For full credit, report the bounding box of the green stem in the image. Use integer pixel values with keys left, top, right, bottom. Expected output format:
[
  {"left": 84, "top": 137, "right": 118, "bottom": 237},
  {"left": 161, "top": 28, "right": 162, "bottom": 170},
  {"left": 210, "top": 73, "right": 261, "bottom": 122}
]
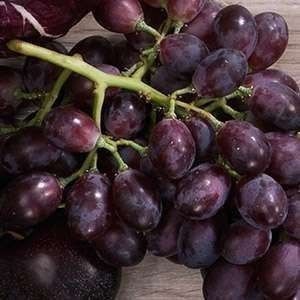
[
  {"left": 173, "top": 21, "right": 184, "bottom": 34},
  {"left": 115, "top": 138, "right": 148, "bottom": 156},
  {"left": 14, "top": 89, "right": 48, "bottom": 100},
  {"left": 93, "top": 83, "right": 107, "bottom": 129},
  {"left": 122, "top": 61, "right": 143, "bottom": 77},
  {"left": 136, "top": 20, "right": 161, "bottom": 40},
  {"left": 0, "top": 125, "right": 19, "bottom": 134},
  {"left": 132, "top": 51, "right": 157, "bottom": 80},
  {"left": 218, "top": 156, "right": 241, "bottom": 180}
]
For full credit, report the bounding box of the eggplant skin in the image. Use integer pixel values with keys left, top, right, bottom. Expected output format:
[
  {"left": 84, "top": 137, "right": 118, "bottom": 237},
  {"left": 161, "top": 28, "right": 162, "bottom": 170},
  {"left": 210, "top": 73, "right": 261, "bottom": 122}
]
[{"left": 0, "top": 213, "right": 121, "bottom": 300}]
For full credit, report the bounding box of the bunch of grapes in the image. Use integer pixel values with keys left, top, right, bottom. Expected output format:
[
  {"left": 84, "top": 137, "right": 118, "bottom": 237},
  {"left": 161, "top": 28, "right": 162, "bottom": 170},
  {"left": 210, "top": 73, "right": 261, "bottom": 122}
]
[{"left": 0, "top": 0, "right": 299, "bottom": 299}]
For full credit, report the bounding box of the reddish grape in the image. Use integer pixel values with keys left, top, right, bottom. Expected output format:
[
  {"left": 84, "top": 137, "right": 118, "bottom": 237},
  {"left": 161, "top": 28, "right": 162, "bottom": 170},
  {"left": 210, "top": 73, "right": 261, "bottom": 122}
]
[
  {"left": 66, "top": 171, "right": 112, "bottom": 241},
  {"left": 184, "top": 116, "right": 216, "bottom": 162},
  {"left": 149, "top": 118, "right": 196, "bottom": 180},
  {"left": 93, "top": 0, "right": 144, "bottom": 34},
  {"left": 94, "top": 221, "right": 146, "bottom": 267},
  {"left": 248, "top": 83, "right": 300, "bottom": 131},
  {"left": 203, "top": 259, "right": 256, "bottom": 300},
  {"left": 258, "top": 241, "right": 299, "bottom": 299},
  {"left": 159, "top": 33, "right": 209, "bottom": 76},
  {"left": 177, "top": 213, "right": 227, "bottom": 268},
  {"left": 23, "top": 41, "right": 67, "bottom": 93},
  {"left": 175, "top": 163, "right": 231, "bottom": 220},
  {"left": 146, "top": 205, "right": 184, "bottom": 257},
  {"left": 217, "top": 121, "right": 271, "bottom": 175},
  {"left": 0, "top": 172, "right": 62, "bottom": 230},
  {"left": 70, "top": 35, "right": 115, "bottom": 66},
  {"left": 213, "top": 5, "right": 258, "bottom": 58},
  {"left": 0, "top": 66, "right": 23, "bottom": 117},
  {"left": 244, "top": 69, "right": 299, "bottom": 94},
  {"left": 236, "top": 174, "right": 288, "bottom": 230},
  {"left": 43, "top": 106, "right": 100, "bottom": 153},
  {"left": 114, "top": 41, "right": 140, "bottom": 72},
  {"left": 167, "top": 0, "right": 206, "bottom": 23},
  {"left": 192, "top": 48, "right": 248, "bottom": 97},
  {"left": 266, "top": 132, "right": 300, "bottom": 186},
  {"left": 222, "top": 220, "right": 272, "bottom": 265},
  {"left": 113, "top": 169, "right": 162, "bottom": 232},
  {"left": 249, "top": 12, "right": 289, "bottom": 71}
]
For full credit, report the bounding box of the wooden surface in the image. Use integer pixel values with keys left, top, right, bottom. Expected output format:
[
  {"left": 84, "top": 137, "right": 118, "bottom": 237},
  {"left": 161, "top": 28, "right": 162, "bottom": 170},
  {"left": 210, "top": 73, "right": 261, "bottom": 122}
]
[{"left": 57, "top": 1, "right": 300, "bottom": 300}]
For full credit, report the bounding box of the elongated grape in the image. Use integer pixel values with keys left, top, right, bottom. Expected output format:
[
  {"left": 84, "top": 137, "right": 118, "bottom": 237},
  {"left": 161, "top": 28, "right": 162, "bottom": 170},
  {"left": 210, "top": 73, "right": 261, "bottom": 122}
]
[
  {"left": 213, "top": 5, "right": 258, "bottom": 58},
  {"left": 192, "top": 48, "right": 248, "bottom": 97},
  {"left": 236, "top": 174, "right": 288, "bottom": 230},
  {"left": 217, "top": 121, "right": 271, "bottom": 175},
  {"left": 175, "top": 163, "right": 231, "bottom": 220},
  {"left": 149, "top": 118, "right": 196, "bottom": 180},
  {"left": 249, "top": 12, "right": 289, "bottom": 71}
]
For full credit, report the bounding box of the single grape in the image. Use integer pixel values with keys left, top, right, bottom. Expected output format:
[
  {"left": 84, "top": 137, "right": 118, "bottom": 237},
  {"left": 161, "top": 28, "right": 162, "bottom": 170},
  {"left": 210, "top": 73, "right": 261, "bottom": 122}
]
[
  {"left": 175, "top": 163, "right": 231, "bottom": 220},
  {"left": 113, "top": 169, "right": 162, "bottom": 232},
  {"left": 236, "top": 174, "right": 288, "bottom": 230},
  {"left": 0, "top": 172, "right": 62, "bottom": 230},
  {"left": 167, "top": 0, "right": 207, "bottom": 23},
  {"left": 43, "top": 106, "right": 100, "bottom": 153},
  {"left": 1, "top": 127, "right": 61, "bottom": 175},
  {"left": 94, "top": 221, "right": 146, "bottom": 267},
  {"left": 203, "top": 259, "right": 256, "bottom": 300},
  {"left": 266, "top": 132, "right": 300, "bottom": 186},
  {"left": 184, "top": 116, "right": 216, "bottom": 162},
  {"left": 222, "top": 220, "right": 272, "bottom": 265},
  {"left": 93, "top": 0, "right": 144, "bottom": 34},
  {"left": 248, "top": 83, "right": 300, "bottom": 131},
  {"left": 149, "top": 118, "right": 196, "bottom": 180},
  {"left": 217, "top": 120, "right": 271, "bottom": 175},
  {"left": 114, "top": 41, "right": 140, "bottom": 72},
  {"left": 182, "top": 0, "right": 223, "bottom": 48},
  {"left": 103, "top": 92, "right": 147, "bottom": 139},
  {"left": 150, "top": 65, "right": 191, "bottom": 95},
  {"left": 249, "top": 12, "right": 289, "bottom": 71},
  {"left": 23, "top": 41, "right": 67, "bottom": 93},
  {"left": 192, "top": 48, "right": 248, "bottom": 97},
  {"left": 159, "top": 33, "right": 209, "bottom": 76},
  {"left": 0, "top": 66, "right": 23, "bottom": 117},
  {"left": 146, "top": 205, "right": 184, "bottom": 257},
  {"left": 177, "top": 212, "right": 227, "bottom": 268},
  {"left": 213, "top": 5, "right": 258, "bottom": 58},
  {"left": 244, "top": 69, "right": 299, "bottom": 94},
  {"left": 258, "top": 241, "right": 299, "bottom": 299},
  {"left": 66, "top": 171, "right": 112, "bottom": 241},
  {"left": 70, "top": 35, "right": 115, "bottom": 66}
]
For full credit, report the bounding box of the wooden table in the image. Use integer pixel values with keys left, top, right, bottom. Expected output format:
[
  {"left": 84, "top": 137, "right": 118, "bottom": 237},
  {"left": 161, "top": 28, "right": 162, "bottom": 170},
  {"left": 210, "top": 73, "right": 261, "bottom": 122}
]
[{"left": 58, "top": 1, "right": 299, "bottom": 299}]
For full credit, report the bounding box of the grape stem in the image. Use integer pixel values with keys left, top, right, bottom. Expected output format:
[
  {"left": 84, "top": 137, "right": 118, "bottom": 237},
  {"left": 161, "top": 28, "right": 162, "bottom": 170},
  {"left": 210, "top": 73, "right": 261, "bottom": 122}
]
[
  {"left": 217, "top": 156, "right": 241, "bottom": 180},
  {"left": 93, "top": 83, "right": 107, "bottom": 129},
  {"left": 173, "top": 21, "right": 184, "bottom": 34},
  {"left": 115, "top": 138, "right": 148, "bottom": 156},
  {"left": 136, "top": 20, "right": 162, "bottom": 40},
  {"left": 14, "top": 89, "right": 48, "bottom": 101}
]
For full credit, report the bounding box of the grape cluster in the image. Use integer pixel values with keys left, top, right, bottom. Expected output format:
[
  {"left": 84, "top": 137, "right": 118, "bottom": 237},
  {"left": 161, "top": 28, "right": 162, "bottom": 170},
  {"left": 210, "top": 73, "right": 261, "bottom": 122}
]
[{"left": 0, "top": 0, "right": 299, "bottom": 299}]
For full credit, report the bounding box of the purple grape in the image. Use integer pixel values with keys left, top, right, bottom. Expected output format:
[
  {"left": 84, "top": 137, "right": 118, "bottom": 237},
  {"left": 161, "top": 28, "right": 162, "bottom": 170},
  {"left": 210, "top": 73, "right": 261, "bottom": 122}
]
[
  {"left": 177, "top": 213, "right": 227, "bottom": 268},
  {"left": 175, "top": 163, "right": 231, "bottom": 220},
  {"left": 248, "top": 83, "right": 300, "bottom": 131},
  {"left": 203, "top": 259, "right": 256, "bottom": 300},
  {"left": 249, "top": 12, "right": 289, "bottom": 71},
  {"left": 244, "top": 69, "right": 299, "bottom": 94},
  {"left": 266, "top": 132, "right": 300, "bottom": 186},
  {"left": 146, "top": 205, "right": 184, "bottom": 257},
  {"left": 184, "top": 116, "right": 216, "bottom": 162},
  {"left": 103, "top": 92, "right": 147, "bottom": 139},
  {"left": 93, "top": 0, "right": 144, "bottom": 34},
  {"left": 149, "top": 118, "right": 196, "bottom": 180},
  {"left": 66, "top": 171, "right": 112, "bottom": 241},
  {"left": 217, "top": 121, "right": 271, "bottom": 175},
  {"left": 43, "top": 106, "right": 100, "bottom": 153},
  {"left": 213, "top": 5, "right": 258, "bottom": 58},
  {"left": 258, "top": 241, "right": 299, "bottom": 299},
  {"left": 113, "top": 169, "right": 162, "bottom": 232},
  {"left": 182, "top": 0, "right": 223, "bottom": 48},
  {"left": 94, "top": 221, "right": 146, "bottom": 267},
  {"left": 156, "top": 177, "right": 177, "bottom": 203},
  {"left": 159, "top": 33, "right": 209, "bottom": 76},
  {"left": 236, "top": 174, "right": 288, "bottom": 230},
  {"left": 222, "top": 220, "right": 272, "bottom": 265},
  {"left": 70, "top": 35, "right": 115, "bottom": 67},
  {"left": 0, "top": 172, "right": 62, "bottom": 230},
  {"left": 23, "top": 41, "right": 67, "bottom": 93},
  {"left": 167, "top": 0, "right": 207, "bottom": 23},
  {"left": 192, "top": 48, "right": 248, "bottom": 97},
  {"left": 0, "top": 66, "right": 23, "bottom": 117},
  {"left": 1, "top": 127, "right": 61, "bottom": 175}
]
